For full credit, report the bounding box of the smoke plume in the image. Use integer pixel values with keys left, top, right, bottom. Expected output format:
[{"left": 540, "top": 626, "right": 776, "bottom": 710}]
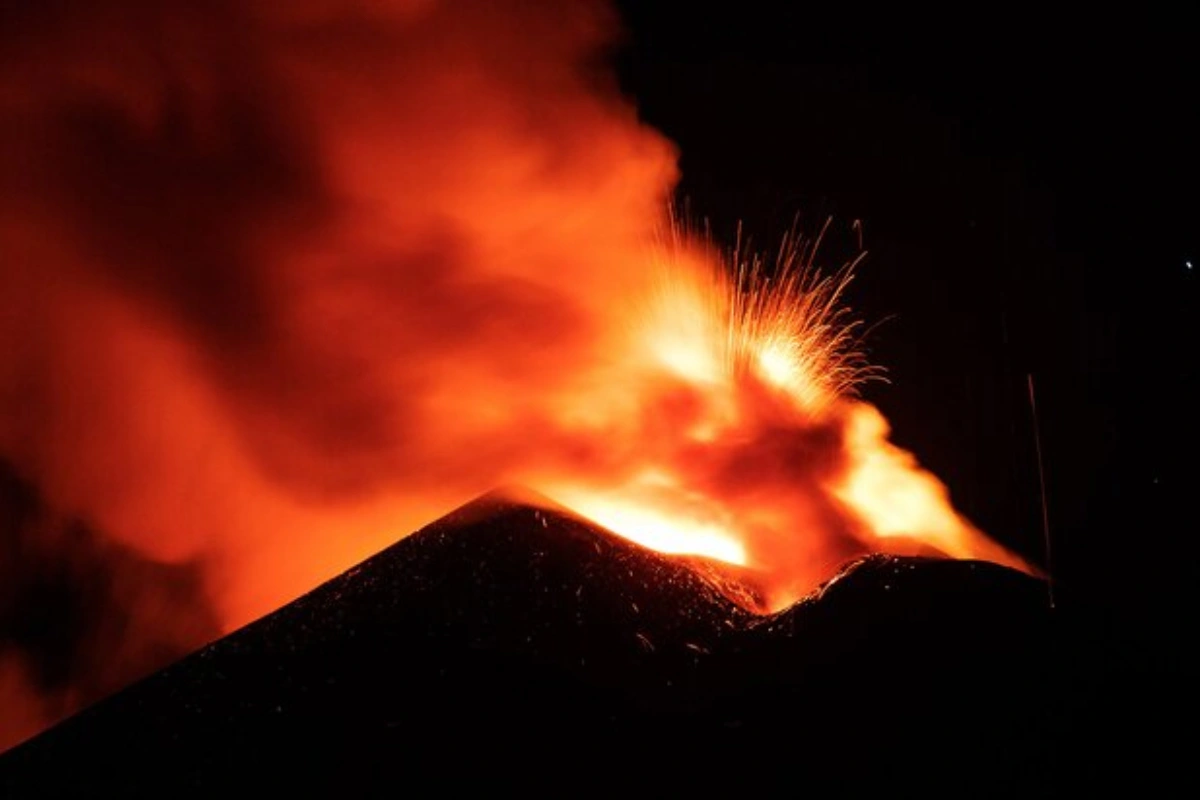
[
  {"left": 0, "top": 0, "right": 1031, "bottom": 753},
  {"left": 1, "top": 0, "right": 677, "bottom": 750}
]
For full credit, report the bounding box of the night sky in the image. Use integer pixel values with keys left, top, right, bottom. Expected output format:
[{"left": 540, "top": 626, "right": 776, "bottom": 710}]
[{"left": 614, "top": 3, "right": 1198, "bottom": 638}]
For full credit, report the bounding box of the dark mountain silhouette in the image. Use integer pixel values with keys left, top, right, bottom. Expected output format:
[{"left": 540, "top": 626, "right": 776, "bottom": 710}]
[{"left": 0, "top": 487, "right": 1151, "bottom": 793}]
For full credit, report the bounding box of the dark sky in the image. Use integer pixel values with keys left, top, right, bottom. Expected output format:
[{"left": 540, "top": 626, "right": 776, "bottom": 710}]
[{"left": 613, "top": 3, "right": 1198, "bottom": 622}]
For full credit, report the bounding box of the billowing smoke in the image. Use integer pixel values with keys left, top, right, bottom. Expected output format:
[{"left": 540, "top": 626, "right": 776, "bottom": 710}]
[
  {"left": 0, "top": 459, "right": 220, "bottom": 749},
  {"left": 1, "top": 0, "right": 676, "bottom": 750},
  {"left": 0, "top": 0, "right": 1031, "bottom": 753}
]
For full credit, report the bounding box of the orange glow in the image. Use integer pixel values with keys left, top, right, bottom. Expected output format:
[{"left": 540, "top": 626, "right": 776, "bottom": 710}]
[
  {"left": 554, "top": 483, "right": 747, "bottom": 566},
  {"left": 756, "top": 344, "right": 798, "bottom": 388},
  {"left": 833, "top": 401, "right": 1034, "bottom": 571},
  {"left": 0, "top": 0, "right": 1037, "bottom": 753},
  {"left": 523, "top": 226, "right": 1032, "bottom": 611}
]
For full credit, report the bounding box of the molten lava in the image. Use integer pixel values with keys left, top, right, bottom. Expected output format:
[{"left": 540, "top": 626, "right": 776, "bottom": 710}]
[{"left": 529, "top": 223, "right": 1032, "bottom": 611}]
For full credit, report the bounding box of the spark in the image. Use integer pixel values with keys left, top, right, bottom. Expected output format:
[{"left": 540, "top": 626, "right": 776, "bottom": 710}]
[
  {"left": 724, "top": 217, "right": 885, "bottom": 413},
  {"left": 544, "top": 214, "right": 1032, "bottom": 611}
]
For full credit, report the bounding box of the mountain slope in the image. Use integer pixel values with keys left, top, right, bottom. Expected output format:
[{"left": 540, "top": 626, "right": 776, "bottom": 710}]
[{"left": 0, "top": 488, "right": 1061, "bottom": 793}]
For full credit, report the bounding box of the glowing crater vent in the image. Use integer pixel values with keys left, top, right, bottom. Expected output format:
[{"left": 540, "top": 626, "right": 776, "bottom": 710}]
[{"left": 533, "top": 220, "right": 1034, "bottom": 611}]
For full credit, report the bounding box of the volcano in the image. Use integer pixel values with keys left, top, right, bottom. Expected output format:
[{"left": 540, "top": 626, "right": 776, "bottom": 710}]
[{"left": 2, "top": 489, "right": 1069, "bottom": 792}]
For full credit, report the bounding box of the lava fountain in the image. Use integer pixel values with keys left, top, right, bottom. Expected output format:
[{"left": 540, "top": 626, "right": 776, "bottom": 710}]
[{"left": 528, "top": 219, "right": 1033, "bottom": 611}]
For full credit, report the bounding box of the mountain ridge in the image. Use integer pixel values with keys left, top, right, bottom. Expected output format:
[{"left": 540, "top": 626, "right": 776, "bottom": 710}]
[{"left": 0, "top": 486, "right": 1060, "bottom": 793}]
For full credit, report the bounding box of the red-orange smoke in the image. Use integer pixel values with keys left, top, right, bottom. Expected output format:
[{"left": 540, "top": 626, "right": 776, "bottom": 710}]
[
  {"left": 0, "top": 460, "right": 220, "bottom": 753},
  {"left": 534, "top": 225, "right": 1033, "bottom": 611},
  {"left": 0, "top": 0, "right": 1033, "bottom": 752},
  {"left": 1, "top": 0, "right": 675, "bottom": 749}
]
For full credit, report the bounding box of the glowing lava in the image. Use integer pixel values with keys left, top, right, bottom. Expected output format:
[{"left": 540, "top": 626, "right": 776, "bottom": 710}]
[{"left": 532, "top": 221, "right": 1033, "bottom": 611}]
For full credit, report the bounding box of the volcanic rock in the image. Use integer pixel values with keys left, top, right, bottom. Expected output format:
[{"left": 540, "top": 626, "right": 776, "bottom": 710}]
[{"left": 0, "top": 488, "right": 1067, "bottom": 793}]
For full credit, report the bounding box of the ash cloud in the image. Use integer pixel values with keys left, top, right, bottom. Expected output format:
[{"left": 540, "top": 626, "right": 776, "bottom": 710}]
[
  {"left": 0, "top": 459, "right": 220, "bottom": 750},
  {"left": 0, "top": 0, "right": 678, "bottom": 750}
]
